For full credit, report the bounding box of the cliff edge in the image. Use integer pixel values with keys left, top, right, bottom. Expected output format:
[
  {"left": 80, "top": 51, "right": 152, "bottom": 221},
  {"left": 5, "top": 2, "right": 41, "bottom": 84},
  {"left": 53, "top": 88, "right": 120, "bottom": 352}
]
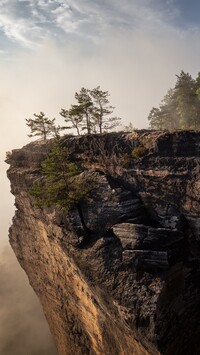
[{"left": 7, "top": 131, "right": 200, "bottom": 355}]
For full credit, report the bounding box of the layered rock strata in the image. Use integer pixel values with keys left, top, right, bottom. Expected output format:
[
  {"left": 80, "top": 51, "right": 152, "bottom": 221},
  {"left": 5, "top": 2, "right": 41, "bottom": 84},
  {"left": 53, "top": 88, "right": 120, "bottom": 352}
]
[{"left": 7, "top": 130, "right": 200, "bottom": 355}]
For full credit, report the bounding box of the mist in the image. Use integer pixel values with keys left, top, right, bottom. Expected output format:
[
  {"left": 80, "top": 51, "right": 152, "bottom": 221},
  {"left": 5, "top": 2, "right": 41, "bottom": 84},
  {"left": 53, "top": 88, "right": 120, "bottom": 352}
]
[
  {"left": 0, "top": 246, "right": 57, "bottom": 355},
  {"left": 1, "top": 32, "right": 200, "bottom": 247},
  {"left": 2, "top": 3, "right": 200, "bottom": 352}
]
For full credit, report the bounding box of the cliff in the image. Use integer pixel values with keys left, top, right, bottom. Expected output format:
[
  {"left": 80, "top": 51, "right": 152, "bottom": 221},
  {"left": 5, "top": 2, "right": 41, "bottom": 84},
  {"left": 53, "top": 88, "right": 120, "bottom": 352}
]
[{"left": 6, "top": 130, "right": 200, "bottom": 355}]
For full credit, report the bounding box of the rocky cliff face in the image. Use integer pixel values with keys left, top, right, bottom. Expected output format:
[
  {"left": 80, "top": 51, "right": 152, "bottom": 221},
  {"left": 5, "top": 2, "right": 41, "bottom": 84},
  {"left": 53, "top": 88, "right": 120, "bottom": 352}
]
[{"left": 7, "top": 131, "right": 200, "bottom": 355}]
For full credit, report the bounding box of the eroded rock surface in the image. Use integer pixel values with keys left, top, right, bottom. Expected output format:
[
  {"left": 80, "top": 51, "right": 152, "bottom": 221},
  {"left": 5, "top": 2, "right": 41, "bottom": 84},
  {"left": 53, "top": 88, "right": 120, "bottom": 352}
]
[{"left": 6, "top": 131, "right": 200, "bottom": 355}]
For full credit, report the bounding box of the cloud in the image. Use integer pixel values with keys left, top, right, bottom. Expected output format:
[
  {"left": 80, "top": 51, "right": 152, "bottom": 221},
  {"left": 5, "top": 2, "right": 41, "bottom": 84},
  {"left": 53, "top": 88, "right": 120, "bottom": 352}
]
[
  {"left": 0, "top": 0, "right": 198, "bottom": 51},
  {"left": 1, "top": 2, "right": 200, "bottom": 353},
  {"left": 1, "top": 0, "right": 200, "bottom": 248},
  {"left": 0, "top": 0, "right": 200, "bottom": 148},
  {"left": 0, "top": 0, "right": 62, "bottom": 48},
  {"left": 0, "top": 247, "right": 57, "bottom": 355}
]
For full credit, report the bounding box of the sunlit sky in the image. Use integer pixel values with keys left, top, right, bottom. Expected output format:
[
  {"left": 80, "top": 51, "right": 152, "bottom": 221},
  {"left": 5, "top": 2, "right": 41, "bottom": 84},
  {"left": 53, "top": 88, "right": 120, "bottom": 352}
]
[{"left": 1, "top": 0, "right": 200, "bottom": 245}]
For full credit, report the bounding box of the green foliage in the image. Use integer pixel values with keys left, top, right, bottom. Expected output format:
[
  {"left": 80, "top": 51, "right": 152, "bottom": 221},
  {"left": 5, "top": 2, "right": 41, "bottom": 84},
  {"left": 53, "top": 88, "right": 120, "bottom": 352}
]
[
  {"left": 60, "top": 86, "right": 121, "bottom": 135},
  {"left": 75, "top": 87, "right": 93, "bottom": 134},
  {"left": 148, "top": 70, "right": 200, "bottom": 130},
  {"left": 30, "top": 140, "right": 89, "bottom": 210},
  {"left": 26, "top": 86, "right": 122, "bottom": 139},
  {"left": 131, "top": 146, "right": 147, "bottom": 159},
  {"left": 121, "top": 153, "right": 131, "bottom": 168},
  {"left": 60, "top": 105, "right": 83, "bottom": 135},
  {"left": 26, "top": 112, "right": 61, "bottom": 140},
  {"left": 89, "top": 86, "right": 121, "bottom": 134}
]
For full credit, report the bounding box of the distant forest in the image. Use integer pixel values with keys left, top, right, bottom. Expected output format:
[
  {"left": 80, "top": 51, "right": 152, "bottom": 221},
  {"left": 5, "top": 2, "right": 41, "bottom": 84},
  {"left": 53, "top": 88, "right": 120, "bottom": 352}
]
[{"left": 148, "top": 71, "right": 200, "bottom": 130}]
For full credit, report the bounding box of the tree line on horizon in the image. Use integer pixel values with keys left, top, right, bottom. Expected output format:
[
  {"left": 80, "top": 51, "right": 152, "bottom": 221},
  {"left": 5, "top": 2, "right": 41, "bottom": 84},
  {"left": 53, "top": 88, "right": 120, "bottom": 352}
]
[
  {"left": 26, "top": 86, "right": 122, "bottom": 140},
  {"left": 148, "top": 70, "right": 200, "bottom": 130}
]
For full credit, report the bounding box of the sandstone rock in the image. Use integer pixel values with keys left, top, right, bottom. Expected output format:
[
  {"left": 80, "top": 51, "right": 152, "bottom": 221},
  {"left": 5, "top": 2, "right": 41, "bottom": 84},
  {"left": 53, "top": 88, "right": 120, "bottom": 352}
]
[
  {"left": 7, "top": 131, "right": 200, "bottom": 355},
  {"left": 122, "top": 250, "right": 169, "bottom": 269},
  {"left": 112, "top": 223, "right": 184, "bottom": 251},
  {"left": 79, "top": 173, "right": 145, "bottom": 234}
]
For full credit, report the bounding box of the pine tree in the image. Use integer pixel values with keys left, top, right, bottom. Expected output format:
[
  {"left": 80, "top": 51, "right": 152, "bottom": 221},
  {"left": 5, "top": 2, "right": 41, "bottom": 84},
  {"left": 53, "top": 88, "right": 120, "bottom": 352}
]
[
  {"left": 60, "top": 105, "right": 83, "bottom": 135},
  {"left": 89, "top": 86, "right": 121, "bottom": 133},
  {"left": 75, "top": 88, "right": 93, "bottom": 134},
  {"left": 60, "top": 86, "right": 121, "bottom": 135},
  {"left": 26, "top": 112, "right": 58, "bottom": 140},
  {"left": 148, "top": 70, "right": 200, "bottom": 130},
  {"left": 174, "top": 71, "right": 196, "bottom": 129},
  {"left": 30, "top": 140, "right": 89, "bottom": 210},
  {"left": 148, "top": 107, "right": 164, "bottom": 129}
]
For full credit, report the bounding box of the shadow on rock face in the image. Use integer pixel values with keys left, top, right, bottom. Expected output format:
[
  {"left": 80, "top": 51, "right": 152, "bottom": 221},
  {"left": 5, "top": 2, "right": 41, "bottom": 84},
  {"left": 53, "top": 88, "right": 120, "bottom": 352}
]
[{"left": 0, "top": 246, "right": 57, "bottom": 355}]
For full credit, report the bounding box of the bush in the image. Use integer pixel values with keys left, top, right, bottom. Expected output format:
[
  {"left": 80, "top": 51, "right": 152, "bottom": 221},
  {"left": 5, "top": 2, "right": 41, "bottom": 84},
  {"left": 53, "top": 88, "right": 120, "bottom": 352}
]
[{"left": 131, "top": 146, "right": 147, "bottom": 159}]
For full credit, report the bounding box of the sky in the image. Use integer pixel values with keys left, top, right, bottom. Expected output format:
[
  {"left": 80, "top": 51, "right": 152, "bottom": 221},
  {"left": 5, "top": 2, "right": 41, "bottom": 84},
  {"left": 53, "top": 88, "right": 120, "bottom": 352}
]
[
  {"left": 1, "top": 0, "right": 200, "bottom": 352},
  {"left": 2, "top": 0, "right": 200, "bottom": 243}
]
